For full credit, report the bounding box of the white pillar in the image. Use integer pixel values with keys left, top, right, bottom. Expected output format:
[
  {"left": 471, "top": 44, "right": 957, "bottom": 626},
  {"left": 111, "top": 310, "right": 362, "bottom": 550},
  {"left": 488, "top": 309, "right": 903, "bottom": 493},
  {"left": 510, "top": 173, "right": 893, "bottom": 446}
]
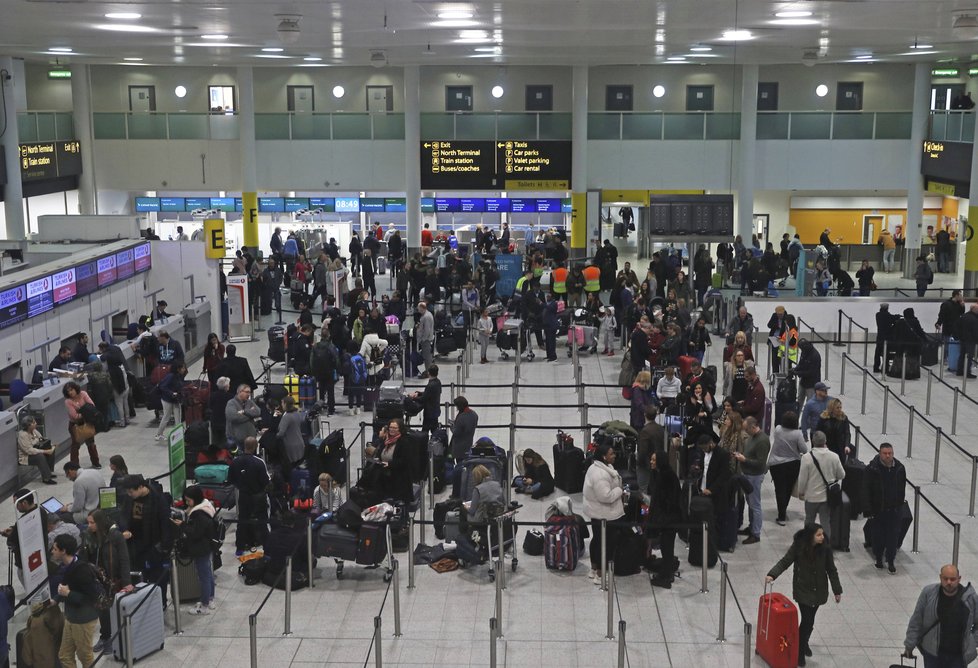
[
  {"left": 964, "top": 107, "right": 978, "bottom": 291},
  {"left": 404, "top": 65, "right": 421, "bottom": 251},
  {"left": 904, "top": 62, "right": 930, "bottom": 277},
  {"left": 0, "top": 56, "right": 25, "bottom": 240},
  {"left": 237, "top": 66, "right": 257, "bottom": 193},
  {"left": 736, "top": 65, "right": 758, "bottom": 245},
  {"left": 571, "top": 65, "right": 589, "bottom": 258},
  {"left": 70, "top": 63, "right": 96, "bottom": 214}
]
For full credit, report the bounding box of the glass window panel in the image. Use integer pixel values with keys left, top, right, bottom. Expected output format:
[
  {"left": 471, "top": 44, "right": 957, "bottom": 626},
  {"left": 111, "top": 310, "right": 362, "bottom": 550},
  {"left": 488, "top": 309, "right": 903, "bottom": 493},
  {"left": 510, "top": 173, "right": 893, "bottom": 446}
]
[
  {"left": 126, "top": 113, "right": 167, "bottom": 139},
  {"left": 622, "top": 113, "right": 662, "bottom": 140},
  {"left": 587, "top": 113, "right": 620, "bottom": 139},
  {"left": 17, "top": 114, "right": 37, "bottom": 142},
  {"left": 421, "top": 113, "right": 455, "bottom": 140},
  {"left": 93, "top": 113, "right": 127, "bottom": 139},
  {"left": 874, "top": 112, "right": 912, "bottom": 140},
  {"left": 331, "top": 113, "right": 371, "bottom": 139},
  {"left": 538, "top": 113, "right": 572, "bottom": 140},
  {"left": 372, "top": 113, "right": 405, "bottom": 139},
  {"left": 167, "top": 114, "right": 209, "bottom": 139},
  {"left": 254, "top": 113, "right": 290, "bottom": 139},
  {"left": 705, "top": 113, "right": 740, "bottom": 140},
  {"left": 454, "top": 113, "right": 496, "bottom": 139},
  {"left": 55, "top": 112, "right": 74, "bottom": 140},
  {"left": 496, "top": 113, "right": 537, "bottom": 139},
  {"left": 789, "top": 113, "right": 831, "bottom": 139},
  {"left": 757, "top": 113, "right": 789, "bottom": 139},
  {"left": 832, "top": 113, "right": 874, "bottom": 139},
  {"left": 663, "top": 113, "right": 705, "bottom": 140}
]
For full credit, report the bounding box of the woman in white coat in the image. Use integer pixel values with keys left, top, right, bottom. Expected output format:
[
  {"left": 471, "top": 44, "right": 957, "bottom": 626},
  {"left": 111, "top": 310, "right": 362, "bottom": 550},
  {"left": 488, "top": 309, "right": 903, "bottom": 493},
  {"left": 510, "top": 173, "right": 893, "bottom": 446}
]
[{"left": 583, "top": 442, "right": 626, "bottom": 584}]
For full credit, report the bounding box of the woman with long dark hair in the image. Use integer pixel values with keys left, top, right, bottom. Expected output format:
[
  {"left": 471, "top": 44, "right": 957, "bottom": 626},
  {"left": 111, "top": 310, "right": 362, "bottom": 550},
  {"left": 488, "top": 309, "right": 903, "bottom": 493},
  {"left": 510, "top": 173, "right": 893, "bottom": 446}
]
[
  {"left": 647, "top": 450, "right": 682, "bottom": 589},
  {"left": 766, "top": 524, "right": 843, "bottom": 665},
  {"left": 203, "top": 333, "right": 224, "bottom": 385}
]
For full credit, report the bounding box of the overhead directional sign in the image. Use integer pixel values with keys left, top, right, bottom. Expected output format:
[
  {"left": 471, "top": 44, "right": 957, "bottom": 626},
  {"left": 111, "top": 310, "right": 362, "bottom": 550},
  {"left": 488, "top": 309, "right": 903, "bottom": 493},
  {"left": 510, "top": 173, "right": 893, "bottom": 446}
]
[
  {"left": 420, "top": 139, "right": 571, "bottom": 190},
  {"left": 19, "top": 141, "right": 82, "bottom": 182}
]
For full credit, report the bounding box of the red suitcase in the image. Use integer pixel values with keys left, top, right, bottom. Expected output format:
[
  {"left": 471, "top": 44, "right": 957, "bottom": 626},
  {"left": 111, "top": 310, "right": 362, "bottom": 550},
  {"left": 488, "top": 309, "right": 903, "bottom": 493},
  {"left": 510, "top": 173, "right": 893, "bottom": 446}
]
[
  {"left": 676, "top": 355, "right": 696, "bottom": 378},
  {"left": 756, "top": 584, "right": 799, "bottom": 668}
]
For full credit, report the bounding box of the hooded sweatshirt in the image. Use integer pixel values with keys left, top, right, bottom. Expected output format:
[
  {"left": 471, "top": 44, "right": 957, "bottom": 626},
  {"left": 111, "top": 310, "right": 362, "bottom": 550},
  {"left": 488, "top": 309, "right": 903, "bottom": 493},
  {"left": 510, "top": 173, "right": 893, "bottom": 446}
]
[{"left": 180, "top": 499, "right": 217, "bottom": 559}]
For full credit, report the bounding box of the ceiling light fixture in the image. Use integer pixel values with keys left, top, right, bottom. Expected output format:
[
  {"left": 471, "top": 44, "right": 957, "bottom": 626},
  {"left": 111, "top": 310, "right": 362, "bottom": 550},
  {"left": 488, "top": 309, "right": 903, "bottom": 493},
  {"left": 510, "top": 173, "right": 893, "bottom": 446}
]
[
  {"left": 201, "top": 34, "right": 229, "bottom": 40},
  {"left": 370, "top": 50, "right": 387, "bottom": 67},
  {"left": 652, "top": 85, "right": 666, "bottom": 98},
  {"left": 95, "top": 23, "right": 158, "bottom": 33},
  {"left": 332, "top": 85, "right": 345, "bottom": 98},
  {"left": 910, "top": 43, "right": 934, "bottom": 49},
  {"left": 105, "top": 12, "right": 142, "bottom": 19},
  {"left": 123, "top": 57, "right": 143, "bottom": 61},
  {"left": 720, "top": 29, "right": 753, "bottom": 41},
  {"left": 815, "top": 84, "right": 829, "bottom": 97},
  {"left": 438, "top": 11, "right": 473, "bottom": 19},
  {"left": 491, "top": 85, "right": 504, "bottom": 98},
  {"left": 303, "top": 56, "right": 322, "bottom": 61},
  {"left": 689, "top": 45, "right": 712, "bottom": 52},
  {"left": 770, "top": 18, "right": 819, "bottom": 26},
  {"left": 431, "top": 20, "right": 478, "bottom": 28},
  {"left": 49, "top": 47, "right": 73, "bottom": 52},
  {"left": 667, "top": 56, "right": 686, "bottom": 61},
  {"left": 856, "top": 54, "right": 874, "bottom": 59},
  {"left": 474, "top": 46, "right": 501, "bottom": 52},
  {"left": 261, "top": 47, "right": 284, "bottom": 52},
  {"left": 175, "top": 85, "right": 187, "bottom": 98},
  {"left": 775, "top": 10, "right": 813, "bottom": 18}
]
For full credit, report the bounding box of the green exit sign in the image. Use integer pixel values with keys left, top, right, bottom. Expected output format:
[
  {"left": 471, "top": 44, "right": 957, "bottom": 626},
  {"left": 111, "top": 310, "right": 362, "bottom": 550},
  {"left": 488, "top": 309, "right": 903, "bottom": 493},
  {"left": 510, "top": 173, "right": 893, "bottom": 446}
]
[
  {"left": 932, "top": 68, "right": 960, "bottom": 77},
  {"left": 47, "top": 70, "right": 71, "bottom": 80}
]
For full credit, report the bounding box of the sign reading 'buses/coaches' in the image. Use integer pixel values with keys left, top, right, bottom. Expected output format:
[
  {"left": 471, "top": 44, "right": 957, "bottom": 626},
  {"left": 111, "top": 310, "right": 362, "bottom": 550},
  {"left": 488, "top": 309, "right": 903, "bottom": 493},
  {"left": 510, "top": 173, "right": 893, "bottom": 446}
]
[{"left": 420, "top": 140, "right": 572, "bottom": 190}]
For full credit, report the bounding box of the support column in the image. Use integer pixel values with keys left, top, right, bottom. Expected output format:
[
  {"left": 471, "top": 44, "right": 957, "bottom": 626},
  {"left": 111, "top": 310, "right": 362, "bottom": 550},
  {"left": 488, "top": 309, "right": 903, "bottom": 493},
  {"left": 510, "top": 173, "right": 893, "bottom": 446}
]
[
  {"left": 0, "top": 56, "right": 25, "bottom": 240},
  {"left": 70, "top": 63, "right": 96, "bottom": 215},
  {"left": 965, "top": 110, "right": 978, "bottom": 292},
  {"left": 904, "top": 62, "right": 930, "bottom": 278},
  {"left": 237, "top": 66, "right": 258, "bottom": 250},
  {"left": 570, "top": 65, "right": 589, "bottom": 260},
  {"left": 736, "top": 64, "right": 758, "bottom": 244},
  {"left": 404, "top": 65, "right": 421, "bottom": 252}
]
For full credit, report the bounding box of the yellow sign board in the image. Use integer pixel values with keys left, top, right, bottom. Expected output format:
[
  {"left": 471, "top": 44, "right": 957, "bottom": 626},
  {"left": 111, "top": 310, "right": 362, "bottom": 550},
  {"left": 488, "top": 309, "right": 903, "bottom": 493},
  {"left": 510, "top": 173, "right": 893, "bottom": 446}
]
[
  {"left": 504, "top": 180, "right": 569, "bottom": 190},
  {"left": 571, "top": 193, "right": 587, "bottom": 249},
  {"left": 203, "top": 219, "right": 226, "bottom": 259},
  {"left": 649, "top": 189, "right": 706, "bottom": 195},
  {"left": 600, "top": 190, "right": 649, "bottom": 206},
  {"left": 926, "top": 180, "right": 957, "bottom": 196},
  {"left": 242, "top": 192, "right": 258, "bottom": 249}
]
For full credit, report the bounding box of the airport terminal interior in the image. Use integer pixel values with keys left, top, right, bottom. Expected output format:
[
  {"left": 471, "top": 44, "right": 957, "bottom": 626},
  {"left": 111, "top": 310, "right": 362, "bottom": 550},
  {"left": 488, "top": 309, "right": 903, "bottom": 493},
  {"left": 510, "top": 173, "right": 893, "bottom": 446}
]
[{"left": 4, "top": 1, "right": 978, "bottom": 667}]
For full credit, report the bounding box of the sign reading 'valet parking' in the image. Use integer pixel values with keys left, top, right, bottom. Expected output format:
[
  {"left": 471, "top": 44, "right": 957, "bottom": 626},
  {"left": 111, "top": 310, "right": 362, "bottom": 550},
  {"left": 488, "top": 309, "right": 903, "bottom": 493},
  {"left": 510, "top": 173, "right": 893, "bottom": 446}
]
[{"left": 19, "top": 140, "right": 82, "bottom": 182}]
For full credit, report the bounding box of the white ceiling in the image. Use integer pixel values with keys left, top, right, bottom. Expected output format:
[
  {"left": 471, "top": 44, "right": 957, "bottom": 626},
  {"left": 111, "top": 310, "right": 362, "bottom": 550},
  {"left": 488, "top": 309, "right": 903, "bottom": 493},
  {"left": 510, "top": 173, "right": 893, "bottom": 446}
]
[{"left": 7, "top": 0, "right": 978, "bottom": 68}]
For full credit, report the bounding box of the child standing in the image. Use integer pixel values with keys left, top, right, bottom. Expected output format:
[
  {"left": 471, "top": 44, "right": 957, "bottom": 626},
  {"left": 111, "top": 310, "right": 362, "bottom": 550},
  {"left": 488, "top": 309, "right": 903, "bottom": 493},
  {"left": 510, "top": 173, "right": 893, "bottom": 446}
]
[{"left": 599, "top": 306, "right": 617, "bottom": 356}]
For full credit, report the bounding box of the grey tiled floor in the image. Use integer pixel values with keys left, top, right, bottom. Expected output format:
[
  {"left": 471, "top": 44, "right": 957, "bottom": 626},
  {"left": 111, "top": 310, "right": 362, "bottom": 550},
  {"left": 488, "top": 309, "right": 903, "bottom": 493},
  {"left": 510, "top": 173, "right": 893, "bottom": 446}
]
[{"left": 3, "top": 245, "right": 975, "bottom": 667}]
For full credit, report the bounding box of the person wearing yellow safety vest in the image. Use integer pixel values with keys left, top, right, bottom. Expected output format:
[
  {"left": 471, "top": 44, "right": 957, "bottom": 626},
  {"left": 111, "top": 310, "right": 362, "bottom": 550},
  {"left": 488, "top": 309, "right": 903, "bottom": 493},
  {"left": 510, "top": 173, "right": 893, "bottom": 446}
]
[
  {"left": 583, "top": 263, "right": 601, "bottom": 295},
  {"left": 778, "top": 314, "right": 800, "bottom": 372},
  {"left": 515, "top": 269, "right": 534, "bottom": 295},
  {"left": 552, "top": 264, "right": 568, "bottom": 297}
]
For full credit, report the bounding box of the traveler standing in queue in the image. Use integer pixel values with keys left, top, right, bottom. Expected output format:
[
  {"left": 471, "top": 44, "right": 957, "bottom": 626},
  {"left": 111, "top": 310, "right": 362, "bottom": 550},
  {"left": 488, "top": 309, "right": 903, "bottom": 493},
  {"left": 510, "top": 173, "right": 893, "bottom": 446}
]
[
  {"left": 915, "top": 255, "right": 934, "bottom": 298},
  {"left": 349, "top": 232, "right": 363, "bottom": 277},
  {"left": 119, "top": 475, "right": 172, "bottom": 606},
  {"left": 768, "top": 411, "right": 808, "bottom": 526},
  {"left": 647, "top": 450, "right": 681, "bottom": 589},
  {"left": 543, "top": 292, "right": 559, "bottom": 362},
  {"left": 449, "top": 395, "right": 478, "bottom": 464},
  {"left": 63, "top": 381, "right": 101, "bottom": 469},
  {"left": 477, "top": 308, "right": 493, "bottom": 364},
  {"left": 415, "top": 302, "right": 435, "bottom": 378},
  {"left": 84, "top": 508, "right": 132, "bottom": 654},
  {"left": 955, "top": 302, "right": 978, "bottom": 378},
  {"left": 228, "top": 436, "right": 270, "bottom": 556},
  {"left": 172, "top": 486, "right": 218, "bottom": 615},
  {"left": 583, "top": 443, "right": 626, "bottom": 586},
  {"left": 156, "top": 362, "right": 187, "bottom": 440},
  {"left": 53, "top": 534, "right": 100, "bottom": 668},
  {"left": 224, "top": 384, "right": 261, "bottom": 450},
  {"left": 864, "top": 442, "right": 907, "bottom": 573},
  {"left": 735, "top": 416, "right": 770, "bottom": 545},
  {"left": 766, "top": 524, "right": 843, "bottom": 666},
  {"left": 410, "top": 364, "right": 442, "bottom": 438},
  {"left": 795, "top": 431, "right": 845, "bottom": 540},
  {"left": 903, "top": 564, "right": 978, "bottom": 667}
]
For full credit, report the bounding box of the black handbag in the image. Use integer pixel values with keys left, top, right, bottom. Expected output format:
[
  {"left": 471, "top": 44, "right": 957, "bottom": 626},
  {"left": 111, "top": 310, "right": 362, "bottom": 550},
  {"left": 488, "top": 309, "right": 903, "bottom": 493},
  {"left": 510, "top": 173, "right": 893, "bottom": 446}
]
[
  {"left": 522, "top": 529, "right": 544, "bottom": 556},
  {"left": 811, "top": 453, "right": 842, "bottom": 508}
]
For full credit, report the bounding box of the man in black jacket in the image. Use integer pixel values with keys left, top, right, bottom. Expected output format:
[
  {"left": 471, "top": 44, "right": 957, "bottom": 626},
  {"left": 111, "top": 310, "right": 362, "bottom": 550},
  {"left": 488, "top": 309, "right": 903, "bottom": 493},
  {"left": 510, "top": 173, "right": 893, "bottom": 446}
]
[
  {"left": 120, "top": 475, "right": 172, "bottom": 605},
  {"left": 630, "top": 321, "right": 652, "bottom": 377},
  {"left": 636, "top": 405, "right": 665, "bottom": 490},
  {"left": 956, "top": 302, "right": 978, "bottom": 378},
  {"left": 695, "top": 435, "right": 733, "bottom": 510},
  {"left": 215, "top": 345, "right": 257, "bottom": 391},
  {"left": 229, "top": 436, "right": 271, "bottom": 555},
  {"left": 53, "top": 534, "right": 100, "bottom": 668},
  {"left": 938, "top": 290, "right": 966, "bottom": 358},
  {"left": 864, "top": 443, "right": 907, "bottom": 573},
  {"left": 874, "top": 303, "right": 898, "bottom": 373},
  {"left": 410, "top": 364, "right": 442, "bottom": 438},
  {"left": 792, "top": 339, "right": 822, "bottom": 404},
  {"left": 72, "top": 333, "right": 92, "bottom": 364}
]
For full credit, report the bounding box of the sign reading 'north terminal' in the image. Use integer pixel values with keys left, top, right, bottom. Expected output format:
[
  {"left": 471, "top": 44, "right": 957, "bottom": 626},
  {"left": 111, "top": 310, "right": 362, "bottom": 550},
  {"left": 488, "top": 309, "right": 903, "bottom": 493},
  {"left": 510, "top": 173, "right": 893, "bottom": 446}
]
[
  {"left": 19, "top": 141, "right": 82, "bottom": 182},
  {"left": 420, "top": 140, "right": 571, "bottom": 190}
]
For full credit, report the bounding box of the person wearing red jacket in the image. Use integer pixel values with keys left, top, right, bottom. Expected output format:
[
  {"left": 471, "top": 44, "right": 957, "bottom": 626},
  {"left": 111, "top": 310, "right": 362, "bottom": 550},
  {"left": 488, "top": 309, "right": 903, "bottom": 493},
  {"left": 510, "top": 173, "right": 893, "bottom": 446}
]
[{"left": 739, "top": 365, "right": 766, "bottom": 424}]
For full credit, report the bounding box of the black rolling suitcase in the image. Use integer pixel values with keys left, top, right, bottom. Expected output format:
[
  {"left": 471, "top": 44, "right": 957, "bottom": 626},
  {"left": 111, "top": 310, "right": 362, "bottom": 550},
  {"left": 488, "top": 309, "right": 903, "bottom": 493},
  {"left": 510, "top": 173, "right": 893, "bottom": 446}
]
[
  {"left": 830, "top": 491, "right": 852, "bottom": 552},
  {"left": 842, "top": 458, "right": 866, "bottom": 518},
  {"left": 553, "top": 444, "right": 586, "bottom": 494},
  {"left": 887, "top": 353, "right": 920, "bottom": 380},
  {"left": 687, "top": 496, "right": 718, "bottom": 567},
  {"left": 613, "top": 527, "right": 646, "bottom": 576},
  {"left": 921, "top": 335, "right": 940, "bottom": 367},
  {"left": 862, "top": 500, "right": 913, "bottom": 550}
]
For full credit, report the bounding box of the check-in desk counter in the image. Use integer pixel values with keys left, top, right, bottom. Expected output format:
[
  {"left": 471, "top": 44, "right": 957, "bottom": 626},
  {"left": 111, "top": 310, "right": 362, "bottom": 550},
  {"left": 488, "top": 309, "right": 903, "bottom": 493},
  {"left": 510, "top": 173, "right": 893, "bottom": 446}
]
[
  {"left": 182, "top": 300, "right": 212, "bottom": 364},
  {"left": 0, "top": 410, "right": 20, "bottom": 496}
]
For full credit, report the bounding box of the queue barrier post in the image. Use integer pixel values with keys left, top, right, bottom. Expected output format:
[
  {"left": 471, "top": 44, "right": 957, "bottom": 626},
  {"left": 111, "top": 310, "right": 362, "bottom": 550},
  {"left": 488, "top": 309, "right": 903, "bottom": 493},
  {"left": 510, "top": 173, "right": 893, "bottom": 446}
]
[
  {"left": 249, "top": 614, "right": 258, "bottom": 668},
  {"left": 392, "top": 558, "right": 402, "bottom": 637},
  {"left": 283, "top": 556, "right": 293, "bottom": 636},
  {"left": 373, "top": 616, "right": 383, "bottom": 668},
  {"left": 617, "top": 620, "right": 627, "bottom": 668},
  {"left": 906, "top": 406, "right": 915, "bottom": 458},
  {"left": 700, "top": 521, "right": 709, "bottom": 594},
  {"left": 970, "top": 459, "right": 978, "bottom": 518},
  {"left": 933, "top": 428, "right": 943, "bottom": 484},
  {"left": 170, "top": 554, "right": 183, "bottom": 635},
  {"left": 717, "top": 560, "right": 728, "bottom": 642},
  {"left": 407, "top": 517, "right": 416, "bottom": 589},
  {"left": 606, "top": 561, "right": 615, "bottom": 640},
  {"left": 912, "top": 487, "right": 921, "bottom": 553}
]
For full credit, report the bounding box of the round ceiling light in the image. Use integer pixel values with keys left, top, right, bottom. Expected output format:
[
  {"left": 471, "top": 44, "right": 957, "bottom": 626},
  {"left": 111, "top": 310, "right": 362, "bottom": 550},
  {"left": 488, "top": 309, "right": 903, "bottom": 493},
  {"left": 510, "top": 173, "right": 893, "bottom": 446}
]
[
  {"left": 174, "top": 85, "right": 187, "bottom": 98},
  {"left": 652, "top": 85, "right": 666, "bottom": 98},
  {"left": 332, "top": 85, "right": 345, "bottom": 98},
  {"left": 815, "top": 84, "right": 828, "bottom": 97},
  {"left": 49, "top": 47, "right": 73, "bottom": 52},
  {"left": 491, "top": 85, "right": 504, "bottom": 98}
]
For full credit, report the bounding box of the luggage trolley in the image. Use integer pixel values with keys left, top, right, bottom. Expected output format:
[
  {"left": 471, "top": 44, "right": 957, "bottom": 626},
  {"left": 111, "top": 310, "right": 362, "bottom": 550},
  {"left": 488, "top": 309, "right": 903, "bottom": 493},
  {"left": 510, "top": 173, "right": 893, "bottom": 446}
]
[
  {"left": 495, "top": 316, "right": 525, "bottom": 360},
  {"left": 315, "top": 506, "right": 403, "bottom": 582}
]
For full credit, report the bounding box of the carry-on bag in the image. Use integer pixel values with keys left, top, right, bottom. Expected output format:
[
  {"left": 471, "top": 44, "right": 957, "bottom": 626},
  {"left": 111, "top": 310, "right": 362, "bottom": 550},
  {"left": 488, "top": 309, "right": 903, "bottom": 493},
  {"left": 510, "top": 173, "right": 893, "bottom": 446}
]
[
  {"left": 198, "top": 482, "right": 236, "bottom": 509},
  {"left": 523, "top": 529, "right": 544, "bottom": 556},
  {"left": 862, "top": 500, "right": 913, "bottom": 550},
  {"left": 356, "top": 523, "right": 389, "bottom": 565},
  {"left": 842, "top": 458, "right": 866, "bottom": 518},
  {"left": 830, "top": 491, "right": 852, "bottom": 552},
  {"left": 316, "top": 523, "right": 359, "bottom": 561},
  {"left": 111, "top": 582, "right": 165, "bottom": 662},
  {"left": 544, "top": 516, "right": 580, "bottom": 571},
  {"left": 613, "top": 527, "right": 645, "bottom": 576},
  {"left": 755, "top": 582, "right": 800, "bottom": 668}
]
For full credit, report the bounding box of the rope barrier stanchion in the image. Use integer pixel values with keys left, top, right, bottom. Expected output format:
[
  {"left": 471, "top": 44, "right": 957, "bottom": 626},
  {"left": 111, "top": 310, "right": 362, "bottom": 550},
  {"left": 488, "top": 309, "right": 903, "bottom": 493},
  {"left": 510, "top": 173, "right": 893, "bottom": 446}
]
[
  {"left": 906, "top": 406, "right": 915, "bottom": 458},
  {"left": 840, "top": 354, "right": 846, "bottom": 396},
  {"left": 407, "top": 517, "right": 416, "bottom": 589},
  {"left": 283, "top": 556, "right": 293, "bottom": 636},
  {"left": 861, "top": 368, "right": 868, "bottom": 415},
  {"left": 881, "top": 388, "right": 889, "bottom": 435},
  {"left": 953, "top": 524, "right": 961, "bottom": 567},
  {"left": 717, "top": 561, "right": 728, "bottom": 642},
  {"left": 606, "top": 561, "right": 616, "bottom": 640},
  {"left": 496, "top": 517, "right": 507, "bottom": 590},
  {"left": 926, "top": 371, "right": 933, "bottom": 415},
  {"left": 170, "top": 553, "right": 183, "bottom": 635},
  {"left": 494, "top": 551, "right": 504, "bottom": 636},
  {"left": 617, "top": 620, "right": 627, "bottom": 668},
  {"left": 912, "top": 487, "right": 921, "bottom": 553},
  {"left": 249, "top": 614, "right": 258, "bottom": 668},
  {"left": 933, "top": 428, "right": 943, "bottom": 483},
  {"left": 601, "top": 519, "right": 608, "bottom": 592},
  {"left": 971, "top": 458, "right": 978, "bottom": 518},
  {"left": 392, "top": 558, "right": 402, "bottom": 637},
  {"left": 881, "top": 341, "right": 888, "bottom": 382},
  {"left": 489, "top": 618, "right": 498, "bottom": 667},
  {"left": 743, "top": 623, "right": 753, "bottom": 668},
  {"left": 373, "top": 616, "right": 383, "bottom": 668},
  {"left": 952, "top": 387, "right": 960, "bottom": 436},
  {"left": 700, "top": 521, "right": 709, "bottom": 594}
]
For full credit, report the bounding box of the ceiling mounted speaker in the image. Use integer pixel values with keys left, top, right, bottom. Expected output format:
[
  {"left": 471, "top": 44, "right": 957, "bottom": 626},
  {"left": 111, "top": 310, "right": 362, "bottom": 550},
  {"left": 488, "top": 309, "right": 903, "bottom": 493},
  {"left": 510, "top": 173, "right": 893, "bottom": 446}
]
[
  {"left": 276, "top": 14, "right": 302, "bottom": 44},
  {"left": 953, "top": 13, "right": 978, "bottom": 40},
  {"left": 801, "top": 50, "right": 820, "bottom": 67},
  {"left": 370, "top": 50, "right": 388, "bottom": 67}
]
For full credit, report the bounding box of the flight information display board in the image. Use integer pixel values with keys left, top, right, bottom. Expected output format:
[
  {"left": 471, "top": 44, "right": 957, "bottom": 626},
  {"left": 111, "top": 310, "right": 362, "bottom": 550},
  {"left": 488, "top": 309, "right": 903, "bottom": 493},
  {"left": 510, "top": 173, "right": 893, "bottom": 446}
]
[
  {"left": 647, "top": 194, "right": 734, "bottom": 238},
  {"left": 284, "top": 197, "right": 309, "bottom": 212},
  {"left": 26, "top": 277, "right": 53, "bottom": 319},
  {"left": 184, "top": 197, "right": 210, "bottom": 210},
  {"left": 75, "top": 261, "right": 99, "bottom": 297},
  {"left": 0, "top": 287, "right": 27, "bottom": 329},
  {"left": 258, "top": 197, "right": 285, "bottom": 212},
  {"left": 116, "top": 247, "right": 135, "bottom": 280},
  {"left": 160, "top": 197, "right": 185, "bottom": 212},
  {"left": 135, "top": 197, "right": 161, "bottom": 212},
  {"left": 52, "top": 268, "right": 76, "bottom": 305},
  {"left": 359, "top": 197, "right": 386, "bottom": 212},
  {"left": 420, "top": 141, "right": 497, "bottom": 189},
  {"left": 134, "top": 243, "right": 152, "bottom": 272}
]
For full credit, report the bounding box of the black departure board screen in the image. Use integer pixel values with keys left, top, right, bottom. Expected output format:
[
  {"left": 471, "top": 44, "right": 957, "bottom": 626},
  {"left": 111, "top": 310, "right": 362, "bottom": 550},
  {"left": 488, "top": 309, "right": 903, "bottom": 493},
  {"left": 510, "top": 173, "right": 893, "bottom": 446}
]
[
  {"left": 75, "top": 261, "right": 99, "bottom": 297},
  {"left": 0, "top": 286, "right": 27, "bottom": 329},
  {"left": 420, "top": 141, "right": 497, "bottom": 189},
  {"left": 116, "top": 248, "right": 134, "bottom": 280},
  {"left": 26, "top": 277, "right": 53, "bottom": 318}
]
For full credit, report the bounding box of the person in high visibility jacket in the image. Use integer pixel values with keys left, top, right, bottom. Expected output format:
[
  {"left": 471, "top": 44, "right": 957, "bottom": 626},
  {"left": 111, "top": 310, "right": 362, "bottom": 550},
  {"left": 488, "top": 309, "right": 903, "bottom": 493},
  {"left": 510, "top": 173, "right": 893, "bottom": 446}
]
[
  {"left": 583, "top": 264, "right": 601, "bottom": 293},
  {"left": 516, "top": 269, "right": 534, "bottom": 294},
  {"left": 552, "top": 264, "right": 568, "bottom": 296},
  {"left": 779, "top": 319, "right": 800, "bottom": 370}
]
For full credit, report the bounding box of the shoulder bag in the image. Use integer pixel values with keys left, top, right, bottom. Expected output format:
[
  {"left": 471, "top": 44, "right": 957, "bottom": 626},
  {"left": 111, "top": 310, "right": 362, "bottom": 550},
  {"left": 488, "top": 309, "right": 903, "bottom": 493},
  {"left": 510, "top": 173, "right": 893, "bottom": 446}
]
[{"left": 810, "top": 452, "right": 842, "bottom": 508}]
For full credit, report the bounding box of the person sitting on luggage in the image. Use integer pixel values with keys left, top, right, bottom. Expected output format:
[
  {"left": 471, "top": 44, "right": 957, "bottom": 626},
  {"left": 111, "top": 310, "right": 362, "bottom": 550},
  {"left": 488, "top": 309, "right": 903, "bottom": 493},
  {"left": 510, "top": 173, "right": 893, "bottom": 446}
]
[
  {"left": 655, "top": 366, "right": 682, "bottom": 410},
  {"left": 647, "top": 449, "right": 682, "bottom": 589},
  {"left": 814, "top": 398, "right": 852, "bottom": 462},
  {"left": 366, "top": 419, "right": 415, "bottom": 505},
  {"left": 765, "top": 523, "right": 843, "bottom": 666},
  {"left": 17, "top": 415, "right": 57, "bottom": 485},
  {"left": 583, "top": 443, "right": 626, "bottom": 586},
  {"left": 512, "top": 449, "right": 554, "bottom": 499},
  {"left": 171, "top": 485, "right": 217, "bottom": 616},
  {"left": 312, "top": 473, "right": 344, "bottom": 515},
  {"left": 463, "top": 464, "right": 504, "bottom": 523}
]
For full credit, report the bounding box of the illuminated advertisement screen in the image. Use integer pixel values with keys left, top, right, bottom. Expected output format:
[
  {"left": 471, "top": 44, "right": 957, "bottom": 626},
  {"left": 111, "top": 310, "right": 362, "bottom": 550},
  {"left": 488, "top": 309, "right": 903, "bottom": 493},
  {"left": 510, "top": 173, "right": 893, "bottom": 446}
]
[
  {"left": 96, "top": 255, "right": 117, "bottom": 288},
  {"left": 26, "top": 277, "right": 53, "bottom": 318},
  {"left": 0, "top": 286, "right": 27, "bottom": 329},
  {"left": 134, "top": 243, "right": 152, "bottom": 272},
  {"left": 75, "top": 261, "right": 99, "bottom": 297},
  {"left": 52, "top": 268, "right": 76, "bottom": 305},
  {"left": 116, "top": 248, "right": 134, "bottom": 279}
]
